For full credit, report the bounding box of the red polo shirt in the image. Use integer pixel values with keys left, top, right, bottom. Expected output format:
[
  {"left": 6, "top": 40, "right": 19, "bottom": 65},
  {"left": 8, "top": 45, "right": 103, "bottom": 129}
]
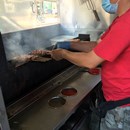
[{"left": 94, "top": 9, "right": 130, "bottom": 102}]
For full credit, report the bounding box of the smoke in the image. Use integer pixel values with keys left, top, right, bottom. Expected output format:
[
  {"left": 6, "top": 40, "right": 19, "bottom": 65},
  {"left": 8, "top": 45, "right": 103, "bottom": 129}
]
[
  {"left": 3, "top": 32, "right": 40, "bottom": 60},
  {"left": 2, "top": 25, "right": 67, "bottom": 61},
  {"left": 4, "top": 33, "right": 25, "bottom": 60},
  {"left": 3, "top": 31, "right": 50, "bottom": 61}
]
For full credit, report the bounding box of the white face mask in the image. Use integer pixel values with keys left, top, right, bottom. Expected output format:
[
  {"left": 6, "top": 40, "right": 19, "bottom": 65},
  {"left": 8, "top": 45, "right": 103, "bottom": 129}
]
[{"left": 102, "top": 0, "right": 120, "bottom": 14}]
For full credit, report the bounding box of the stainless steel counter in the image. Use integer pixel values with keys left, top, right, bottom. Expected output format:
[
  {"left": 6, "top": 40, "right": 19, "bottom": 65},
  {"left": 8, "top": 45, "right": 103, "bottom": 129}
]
[{"left": 10, "top": 66, "right": 101, "bottom": 130}]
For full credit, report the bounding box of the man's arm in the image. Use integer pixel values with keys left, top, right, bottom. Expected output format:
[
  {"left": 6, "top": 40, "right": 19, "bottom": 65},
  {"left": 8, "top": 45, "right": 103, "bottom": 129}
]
[
  {"left": 70, "top": 39, "right": 102, "bottom": 52},
  {"left": 57, "top": 39, "right": 102, "bottom": 52},
  {"left": 70, "top": 41, "right": 97, "bottom": 52},
  {"left": 51, "top": 49, "right": 105, "bottom": 69}
]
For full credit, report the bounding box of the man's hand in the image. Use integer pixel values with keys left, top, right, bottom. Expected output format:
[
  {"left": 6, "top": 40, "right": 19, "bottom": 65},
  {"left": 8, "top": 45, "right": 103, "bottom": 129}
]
[{"left": 50, "top": 49, "right": 66, "bottom": 61}]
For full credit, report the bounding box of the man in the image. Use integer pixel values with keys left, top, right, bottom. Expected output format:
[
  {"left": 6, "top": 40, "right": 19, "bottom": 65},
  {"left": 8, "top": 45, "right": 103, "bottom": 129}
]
[
  {"left": 32, "top": 0, "right": 130, "bottom": 129},
  {"left": 50, "top": 0, "right": 130, "bottom": 130}
]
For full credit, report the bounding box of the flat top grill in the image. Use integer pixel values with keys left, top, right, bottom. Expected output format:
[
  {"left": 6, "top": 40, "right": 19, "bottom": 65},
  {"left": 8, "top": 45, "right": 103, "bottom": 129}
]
[{"left": 9, "top": 66, "right": 101, "bottom": 130}]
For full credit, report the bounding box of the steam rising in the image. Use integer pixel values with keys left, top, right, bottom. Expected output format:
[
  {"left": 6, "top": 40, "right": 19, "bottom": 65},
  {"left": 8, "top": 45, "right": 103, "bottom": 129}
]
[
  {"left": 4, "top": 33, "right": 24, "bottom": 60},
  {"left": 3, "top": 32, "right": 47, "bottom": 61}
]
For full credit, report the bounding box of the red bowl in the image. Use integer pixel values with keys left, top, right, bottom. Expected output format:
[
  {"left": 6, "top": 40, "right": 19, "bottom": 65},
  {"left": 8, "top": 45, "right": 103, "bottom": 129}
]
[{"left": 61, "top": 88, "right": 77, "bottom": 96}]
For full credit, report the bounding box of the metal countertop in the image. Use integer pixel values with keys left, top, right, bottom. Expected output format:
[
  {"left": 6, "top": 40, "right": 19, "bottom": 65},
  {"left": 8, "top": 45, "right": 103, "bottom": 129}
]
[{"left": 10, "top": 66, "right": 101, "bottom": 130}]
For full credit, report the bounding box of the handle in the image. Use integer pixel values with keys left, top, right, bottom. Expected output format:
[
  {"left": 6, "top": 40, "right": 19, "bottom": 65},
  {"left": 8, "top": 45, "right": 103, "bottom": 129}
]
[{"left": 93, "top": 10, "right": 100, "bottom": 21}]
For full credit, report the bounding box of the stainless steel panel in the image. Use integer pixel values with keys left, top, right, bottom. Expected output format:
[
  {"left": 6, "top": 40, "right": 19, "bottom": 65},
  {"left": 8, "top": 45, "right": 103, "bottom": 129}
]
[{"left": 10, "top": 66, "right": 101, "bottom": 130}]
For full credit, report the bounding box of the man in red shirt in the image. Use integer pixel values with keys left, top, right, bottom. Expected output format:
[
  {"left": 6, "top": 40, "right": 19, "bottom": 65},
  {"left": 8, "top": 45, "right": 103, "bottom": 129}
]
[
  {"left": 32, "top": 0, "right": 130, "bottom": 129},
  {"left": 49, "top": 0, "right": 130, "bottom": 129}
]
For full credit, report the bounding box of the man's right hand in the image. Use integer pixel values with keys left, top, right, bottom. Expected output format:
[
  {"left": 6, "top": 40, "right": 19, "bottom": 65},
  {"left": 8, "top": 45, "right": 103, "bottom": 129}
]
[{"left": 56, "top": 39, "right": 80, "bottom": 49}]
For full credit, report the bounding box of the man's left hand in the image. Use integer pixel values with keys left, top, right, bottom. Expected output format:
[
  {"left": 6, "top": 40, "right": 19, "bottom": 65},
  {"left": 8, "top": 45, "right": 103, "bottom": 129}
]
[{"left": 50, "top": 49, "right": 66, "bottom": 61}]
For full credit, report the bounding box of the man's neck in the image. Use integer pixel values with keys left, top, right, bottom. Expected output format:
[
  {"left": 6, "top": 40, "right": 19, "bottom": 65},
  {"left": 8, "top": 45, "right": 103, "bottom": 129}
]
[{"left": 117, "top": 0, "right": 130, "bottom": 16}]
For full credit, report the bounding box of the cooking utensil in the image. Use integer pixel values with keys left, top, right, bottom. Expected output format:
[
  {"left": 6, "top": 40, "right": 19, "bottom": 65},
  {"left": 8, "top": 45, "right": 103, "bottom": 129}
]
[
  {"left": 79, "top": 0, "right": 100, "bottom": 21},
  {"left": 87, "top": 0, "right": 100, "bottom": 21}
]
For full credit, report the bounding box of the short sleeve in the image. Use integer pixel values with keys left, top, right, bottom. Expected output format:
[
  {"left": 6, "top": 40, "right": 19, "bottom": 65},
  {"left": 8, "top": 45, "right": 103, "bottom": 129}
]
[{"left": 94, "top": 22, "right": 130, "bottom": 62}]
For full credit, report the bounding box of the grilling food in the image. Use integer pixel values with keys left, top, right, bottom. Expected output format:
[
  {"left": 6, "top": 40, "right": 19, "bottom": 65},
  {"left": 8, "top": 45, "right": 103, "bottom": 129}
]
[
  {"left": 29, "top": 50, "right": 52, "bottom": 62},
  {"left": 10, "top": 54, "right": 34, "bottom": 67},
  {"left": 30, "top": 54, "right": 51, "bottom": 62},
  {"left": 10, "top": 50, "right": 52, "bottom": 67},
  {"left": 30, "top": 50, "right": 51, "bottom": 56}
]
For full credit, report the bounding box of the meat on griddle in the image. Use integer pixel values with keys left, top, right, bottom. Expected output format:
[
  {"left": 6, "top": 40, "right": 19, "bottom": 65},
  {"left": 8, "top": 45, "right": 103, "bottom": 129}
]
[
  {"left": 10, "top": 54, "right": 34, "bottom": 67},
  {"left": 30, "top": 54, "right": 51, "bottom": 62},
  {"left": 29, "top": 49, "right": 52, "bottom": 62},
  {"left": 30, "top": 50, "right": 51, "bottom": 56},
  {"left": 10, "top": 50, "right": 52, "bottom": 67}
]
